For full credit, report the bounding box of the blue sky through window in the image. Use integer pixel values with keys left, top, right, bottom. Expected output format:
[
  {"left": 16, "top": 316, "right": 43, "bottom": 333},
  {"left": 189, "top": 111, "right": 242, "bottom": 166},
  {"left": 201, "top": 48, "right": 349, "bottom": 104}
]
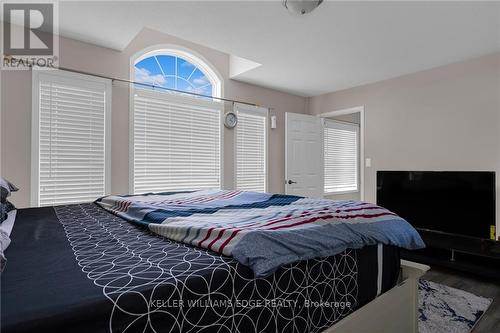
[{"left": 134, "top": 54, "right": 213, "bottom": 96}]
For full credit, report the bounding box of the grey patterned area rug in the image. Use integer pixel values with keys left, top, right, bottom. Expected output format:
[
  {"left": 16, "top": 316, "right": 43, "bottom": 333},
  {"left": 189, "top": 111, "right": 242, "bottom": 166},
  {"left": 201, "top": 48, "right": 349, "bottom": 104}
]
[{"left": 419, "top": 279, "right": 492, "bottom": 333}]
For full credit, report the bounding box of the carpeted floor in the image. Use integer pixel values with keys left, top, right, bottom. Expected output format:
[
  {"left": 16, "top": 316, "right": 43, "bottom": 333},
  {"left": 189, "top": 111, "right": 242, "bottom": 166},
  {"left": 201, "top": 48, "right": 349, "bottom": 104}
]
[{"left": 419, "top": 279, "right": 492, "bottom": 333}]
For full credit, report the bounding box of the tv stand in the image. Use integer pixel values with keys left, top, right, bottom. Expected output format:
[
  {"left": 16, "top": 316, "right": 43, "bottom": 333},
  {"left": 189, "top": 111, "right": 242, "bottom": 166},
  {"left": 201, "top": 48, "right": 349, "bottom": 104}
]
[{"left": 401, "top": 229, "right": 500, "bottom": 280}]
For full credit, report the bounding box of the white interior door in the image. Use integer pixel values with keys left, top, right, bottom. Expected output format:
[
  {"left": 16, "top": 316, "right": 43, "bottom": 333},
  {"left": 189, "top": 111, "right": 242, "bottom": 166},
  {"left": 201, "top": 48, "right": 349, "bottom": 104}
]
[{"left": 285, "top": 112, "right": 323, "bottom": 198}]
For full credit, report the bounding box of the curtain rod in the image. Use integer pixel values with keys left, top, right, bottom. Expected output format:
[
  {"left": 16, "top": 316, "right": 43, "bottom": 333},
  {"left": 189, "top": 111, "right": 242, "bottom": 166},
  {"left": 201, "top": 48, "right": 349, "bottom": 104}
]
[{"left": 25, "top": 62, "right": 258, "bottom": 107}]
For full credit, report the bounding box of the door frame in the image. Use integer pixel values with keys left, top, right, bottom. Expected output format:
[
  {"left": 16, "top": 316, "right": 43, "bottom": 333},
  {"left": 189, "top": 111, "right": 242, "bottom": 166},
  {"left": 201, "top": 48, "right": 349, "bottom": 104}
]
[{"left": 318, "top": 106, "right": 365, "bottom": 201}]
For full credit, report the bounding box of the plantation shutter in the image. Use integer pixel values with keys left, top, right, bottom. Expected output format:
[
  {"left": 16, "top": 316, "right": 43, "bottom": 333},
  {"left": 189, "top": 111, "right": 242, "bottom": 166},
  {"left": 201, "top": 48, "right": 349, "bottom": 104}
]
[
  {"left": 133, "top": 90, "right": 222, "bottom": 194},
  {"left": 235, "top": 104, "right": 268, "bottom": 192},
  {"left": 33, "top": 70, "right": 111, "bottom": 206},
  {"left": 324, "top": 119, "right": 359, "bottom": 193}
]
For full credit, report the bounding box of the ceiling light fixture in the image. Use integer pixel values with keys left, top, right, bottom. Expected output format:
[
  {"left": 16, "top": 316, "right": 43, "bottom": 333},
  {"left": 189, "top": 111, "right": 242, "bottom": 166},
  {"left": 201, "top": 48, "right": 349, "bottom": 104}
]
[{"left": 282, "top": 0, "right": 323, "bottom": 15}]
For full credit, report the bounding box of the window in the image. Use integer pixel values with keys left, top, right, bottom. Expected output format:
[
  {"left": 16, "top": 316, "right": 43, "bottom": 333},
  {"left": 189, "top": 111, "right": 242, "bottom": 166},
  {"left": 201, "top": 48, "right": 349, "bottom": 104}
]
[
  {"left": 324, "top": 119, "right": 359, "bottom": 194},
  {"left": 235, "top": 104, "right": 268, "bottom": 192},
  {"left": 131, "top": 48, "right": 223, "bottom": 194},
  {"left": 134, "top": 50, "right": 221, "bottom": 97},
  {"left": 32, "top": 70, "right": 111, "bottom": 206},
  {"left": 133, "top": 90, "right": 221, "bottom": 193}
]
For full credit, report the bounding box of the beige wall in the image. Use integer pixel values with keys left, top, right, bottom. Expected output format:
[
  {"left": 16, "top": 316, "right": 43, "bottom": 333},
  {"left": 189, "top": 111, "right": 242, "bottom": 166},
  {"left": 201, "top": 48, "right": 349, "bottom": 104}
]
[
  {"left": 1, "top": 28, "right": 306, "bottom": 207},
  {"left": 308, "top": 52, "right": 500, "bottom": 233}
]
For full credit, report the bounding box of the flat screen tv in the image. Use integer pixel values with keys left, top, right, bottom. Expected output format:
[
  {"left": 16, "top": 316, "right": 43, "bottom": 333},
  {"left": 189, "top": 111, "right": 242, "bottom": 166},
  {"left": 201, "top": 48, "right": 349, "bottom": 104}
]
[{"left": 377, "top": 171, "right": 495, "bottom": 240}]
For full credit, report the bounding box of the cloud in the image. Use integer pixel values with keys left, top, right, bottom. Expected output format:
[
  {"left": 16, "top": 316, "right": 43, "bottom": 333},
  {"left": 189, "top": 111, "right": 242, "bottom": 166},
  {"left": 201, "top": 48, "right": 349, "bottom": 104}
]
[
  {"left": 135, "top": 67, "right": 166, "bottom": 86},
  {"left": 185, "top": 85, "right": 211, "bottom": 95},
  {"left": 192, "top": 75, "right": 210, "bottom": 86}
]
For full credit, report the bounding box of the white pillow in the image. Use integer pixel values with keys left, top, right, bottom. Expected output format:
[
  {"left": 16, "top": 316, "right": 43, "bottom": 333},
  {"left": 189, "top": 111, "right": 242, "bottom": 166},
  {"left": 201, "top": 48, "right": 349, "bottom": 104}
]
[{"left": 0, "top": 210, "right": 16, "bottom": 272}]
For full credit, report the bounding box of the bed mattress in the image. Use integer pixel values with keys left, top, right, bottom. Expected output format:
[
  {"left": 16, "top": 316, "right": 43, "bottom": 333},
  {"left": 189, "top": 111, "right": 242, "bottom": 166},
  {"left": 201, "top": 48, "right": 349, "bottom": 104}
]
[{"left": 1, "top": 204, "right": 400, "bottom": 333}]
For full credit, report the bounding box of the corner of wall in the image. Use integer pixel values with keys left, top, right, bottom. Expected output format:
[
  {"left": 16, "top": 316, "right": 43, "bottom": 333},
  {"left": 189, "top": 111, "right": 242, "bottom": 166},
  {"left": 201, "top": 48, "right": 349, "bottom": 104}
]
[{"left": 304, "top": 96, "right": 311, "bottom": 115}]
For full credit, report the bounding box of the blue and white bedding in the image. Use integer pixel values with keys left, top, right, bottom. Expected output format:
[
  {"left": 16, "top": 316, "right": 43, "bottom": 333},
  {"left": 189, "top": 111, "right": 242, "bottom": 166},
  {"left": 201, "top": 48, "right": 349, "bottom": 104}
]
[
  {"left": 97, "top": 189, "right": 425, "bottom": 276},
  {"left": 3, "top": 204, "right": 402, "bottom": 333}
]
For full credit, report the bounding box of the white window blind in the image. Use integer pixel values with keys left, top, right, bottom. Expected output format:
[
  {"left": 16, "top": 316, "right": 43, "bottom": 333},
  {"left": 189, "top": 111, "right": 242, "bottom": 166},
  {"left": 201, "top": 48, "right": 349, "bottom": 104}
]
[
  {"left": 235, "top": 104, "right": 268, "bottom": 192},
  {"left": 324, "top": 119, "right": 359, "bottom": 194},
  {"left": 133, "top": 90, "right": 222, "bottom": 194},
  {"left": 32, "top": 70, "right": 111, "bottom": 206}
]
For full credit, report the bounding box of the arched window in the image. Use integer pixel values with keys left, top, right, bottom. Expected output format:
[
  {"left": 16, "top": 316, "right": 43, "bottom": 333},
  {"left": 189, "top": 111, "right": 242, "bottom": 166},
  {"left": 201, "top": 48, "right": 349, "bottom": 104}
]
[
  {"left": 133, "top": 48, "right": 221, "bottom": 98},
  {"left": 131, "top": 47, "right": 223, "bottom": 194}
]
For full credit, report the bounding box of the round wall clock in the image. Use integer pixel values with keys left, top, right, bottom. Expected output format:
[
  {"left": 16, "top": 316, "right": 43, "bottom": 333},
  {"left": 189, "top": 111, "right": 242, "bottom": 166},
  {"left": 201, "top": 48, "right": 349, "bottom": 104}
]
[{"left": 224, "top": 112, "right": 238, "bottom": 128}]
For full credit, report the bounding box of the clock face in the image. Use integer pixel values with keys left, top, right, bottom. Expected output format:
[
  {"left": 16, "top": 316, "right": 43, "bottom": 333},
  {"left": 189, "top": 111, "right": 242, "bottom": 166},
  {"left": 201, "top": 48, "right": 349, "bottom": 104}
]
[{"left": 224, "top": 112, "right": 238, "bottom": 128}]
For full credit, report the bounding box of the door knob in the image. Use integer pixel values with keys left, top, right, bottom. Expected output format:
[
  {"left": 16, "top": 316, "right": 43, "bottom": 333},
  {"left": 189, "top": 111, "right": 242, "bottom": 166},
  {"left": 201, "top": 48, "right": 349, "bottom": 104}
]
[{"left": 287, "top": 180, "right": 297, "bottom": 184}]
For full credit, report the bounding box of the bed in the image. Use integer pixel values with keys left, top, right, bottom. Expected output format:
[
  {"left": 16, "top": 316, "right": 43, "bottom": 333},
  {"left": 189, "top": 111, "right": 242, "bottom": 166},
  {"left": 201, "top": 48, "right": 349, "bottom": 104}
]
[{"left": 1, "top": 190, "right": 426, "bottom": 333}]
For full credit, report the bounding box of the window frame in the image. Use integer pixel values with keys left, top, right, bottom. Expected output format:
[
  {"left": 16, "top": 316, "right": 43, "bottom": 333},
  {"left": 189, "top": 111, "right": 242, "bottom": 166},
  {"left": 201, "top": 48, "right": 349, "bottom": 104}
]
[
  {"left": 31, "top": 68, "right": 112, "bottom": 207},
  {"left": 323, "top": 118, "right": 360, "bottom": 196},
  {"left": 133, "top": 46, "right": 223, "bottom": 99},
  {"left": 234, "top": 103, "right": 269, "bottom": 193}
]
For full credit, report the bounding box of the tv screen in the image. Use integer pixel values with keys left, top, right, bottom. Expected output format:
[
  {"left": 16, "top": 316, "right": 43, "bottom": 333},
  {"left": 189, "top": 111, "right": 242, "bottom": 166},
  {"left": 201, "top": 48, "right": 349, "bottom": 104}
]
[{"left": 377, "top": 171, "right": 495, "bottom": 239}]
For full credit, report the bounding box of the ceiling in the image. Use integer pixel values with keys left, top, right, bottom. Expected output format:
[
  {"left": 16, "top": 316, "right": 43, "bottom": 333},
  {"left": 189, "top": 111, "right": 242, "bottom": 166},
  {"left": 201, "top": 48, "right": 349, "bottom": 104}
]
[{"left": 58, "top": 1, "right": 500, "bottom": 97}]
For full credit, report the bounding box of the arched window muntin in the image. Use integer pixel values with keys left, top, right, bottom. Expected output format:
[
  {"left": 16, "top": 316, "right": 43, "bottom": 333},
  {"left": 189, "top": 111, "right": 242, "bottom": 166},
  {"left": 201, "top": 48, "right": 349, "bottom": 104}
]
[{"left": 132, "top": 46, "right": 222, "bottom": 99}]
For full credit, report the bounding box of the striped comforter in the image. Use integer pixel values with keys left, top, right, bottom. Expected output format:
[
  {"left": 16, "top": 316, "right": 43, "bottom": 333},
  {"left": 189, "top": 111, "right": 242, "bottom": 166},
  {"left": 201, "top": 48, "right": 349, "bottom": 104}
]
[{"left": 96, "top": 190, "right": 425, "bottom": 276}]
